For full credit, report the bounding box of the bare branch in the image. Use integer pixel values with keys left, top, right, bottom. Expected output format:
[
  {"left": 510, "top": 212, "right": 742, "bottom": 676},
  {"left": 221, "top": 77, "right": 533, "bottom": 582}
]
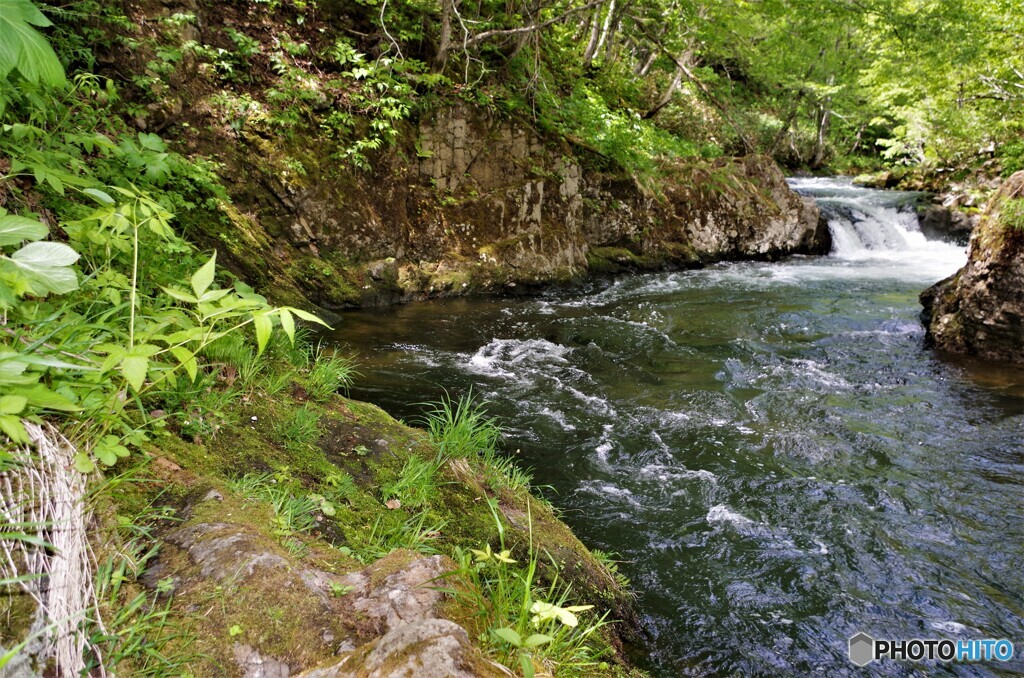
[{"left": 465, "top": 0, "right": 607, "bottom": 47}]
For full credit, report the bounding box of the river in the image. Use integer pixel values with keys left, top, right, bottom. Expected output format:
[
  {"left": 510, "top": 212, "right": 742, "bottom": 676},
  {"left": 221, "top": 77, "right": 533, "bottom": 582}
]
[{"left": 325, "top": 178, "right": 1024, "bottom": 675}]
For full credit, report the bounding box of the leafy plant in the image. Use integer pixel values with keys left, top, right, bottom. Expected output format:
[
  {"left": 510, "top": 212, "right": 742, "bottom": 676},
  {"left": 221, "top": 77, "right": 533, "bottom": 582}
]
[
  {"left": 0, "top": 0, "right": 67, "bottom": 90},
  {"left": 437, "top": 500, "right": 612, "bottom": 676}
]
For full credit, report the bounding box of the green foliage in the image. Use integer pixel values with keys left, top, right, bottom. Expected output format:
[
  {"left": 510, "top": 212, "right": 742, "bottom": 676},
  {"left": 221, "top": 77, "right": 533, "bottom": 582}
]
[
  {"left": 437, "top": 502, "right": 612, "bottom": 676},
  {"left": 999, "top": 138, "right": 1024, "bottom": 177},
  {"left": 305, "top": 345, "right": 356, "bottom": 402},
  {"left": 1000, "top": 198, "right": 1024, "bottom": 231},
  {"left": 554, "top": 83, "right": 703, "bottom": 178},
  {"left": 423, "top": 392, "right": 531, "bottom": 492},
  {"left": 0, "top": 29, "right": 327, "bottom": 469},
  {"left": 0, "top": 0, "right": 67, "bottom": 90}
]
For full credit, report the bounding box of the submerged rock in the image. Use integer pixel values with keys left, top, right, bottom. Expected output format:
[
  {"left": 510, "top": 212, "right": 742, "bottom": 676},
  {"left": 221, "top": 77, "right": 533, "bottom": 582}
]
[{"left": 921, "top": 171, "right": 1024, "bottom": 363}]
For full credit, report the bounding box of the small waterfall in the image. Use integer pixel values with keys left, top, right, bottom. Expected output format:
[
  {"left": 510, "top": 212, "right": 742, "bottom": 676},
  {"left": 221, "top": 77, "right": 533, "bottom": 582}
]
[{"left": 788, "top": 177, "right": 948, "bottom": 257}]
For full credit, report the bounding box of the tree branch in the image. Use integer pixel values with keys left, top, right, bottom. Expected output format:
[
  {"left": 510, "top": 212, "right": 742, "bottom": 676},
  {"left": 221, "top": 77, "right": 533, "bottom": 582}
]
[{"left": 465, "top": 0, "right": 607, "bottom": 47}]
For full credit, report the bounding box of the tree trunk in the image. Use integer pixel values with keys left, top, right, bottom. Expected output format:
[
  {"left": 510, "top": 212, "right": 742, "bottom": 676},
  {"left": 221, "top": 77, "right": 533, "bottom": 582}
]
[
  {"left": 643, "top": 51, "right": 689, "bottom": 118},
  {"left": 582, "top": 3, "right": 605, "bottom": 66},
  {"left": 433, "top": 0, "right": 454, "bottom": 70},
  {"left": 811, "top": 74, "right": 834, "bottom": 167},
  {"left": 636, "top": 49, "right": 658, "bottom": 76},
  {"left": 593, "top": 0, "right": 616, "bottom": 62}
]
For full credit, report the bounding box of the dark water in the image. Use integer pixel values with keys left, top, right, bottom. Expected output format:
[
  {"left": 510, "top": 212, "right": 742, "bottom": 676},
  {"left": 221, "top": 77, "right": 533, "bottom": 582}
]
[{"left": 324, "top": 180, "right": 1024, "bottom": 675}]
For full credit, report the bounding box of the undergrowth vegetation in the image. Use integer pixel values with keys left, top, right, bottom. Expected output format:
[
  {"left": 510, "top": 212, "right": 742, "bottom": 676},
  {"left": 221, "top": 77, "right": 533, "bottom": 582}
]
[{"left": 440, "top": 503, "right": 614, "bottom": 677}]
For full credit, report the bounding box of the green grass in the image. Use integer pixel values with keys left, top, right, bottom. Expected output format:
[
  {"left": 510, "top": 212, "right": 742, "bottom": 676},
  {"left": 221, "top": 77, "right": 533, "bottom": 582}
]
[
  {"left": 305, "top": 344, "right": 356, "bottom": 402},
  {"left": 361, "top": 511, "right": 446, "bottom": 560},
  {"left": 423, "top": 391, "right": 501, "bottom": 457},
  {"left": 380, "top": 453, "right": 444, "bottom": 509},
  {"left": 273, "top": 405, "right": 323, "bottom": 449},
  {"left": 423, "top": 392, "right": 532, "bottom": 492}
]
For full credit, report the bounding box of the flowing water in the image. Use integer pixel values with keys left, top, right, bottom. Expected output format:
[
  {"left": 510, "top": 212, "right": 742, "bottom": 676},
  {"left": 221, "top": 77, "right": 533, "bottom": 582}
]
[{"left": 325, "top": 178, "right": 1024, "bottom": 675}]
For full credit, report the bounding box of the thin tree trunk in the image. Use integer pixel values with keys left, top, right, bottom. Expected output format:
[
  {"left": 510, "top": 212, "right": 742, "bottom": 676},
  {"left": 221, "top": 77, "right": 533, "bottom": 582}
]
[
  {"left": 636, "top": 49, "right": 658, "bottom": 76},
  {"left": 434, "top": 0, "right": 454, "bottom": 70},
  {"left": 582, "top": 2, "right": 606, "bottom": 66},
  {"left": 768, "top": 95, "right": 802, "bottom": 157},
  {"left": 593, "top": 0, "right": 616, "bottom": 59},
  {"left": 811, "top": 74, "right": 834, "bottom": 167},
  {"left": 643, "top": 51, "right": 689, "bottom": 118}
]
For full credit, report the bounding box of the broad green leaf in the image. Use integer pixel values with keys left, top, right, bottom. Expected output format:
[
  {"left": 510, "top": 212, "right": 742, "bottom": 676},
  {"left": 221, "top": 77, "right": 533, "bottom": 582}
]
[
  {"left": 0, "top": 211, "right": 47, "bottom": 246},
  {"left": 520, "top": 654, "right": 535, "bottom": 678},
  {"left": 253, "top": 311, "right": 272, "bottom": 356},
  {"left": 9, "top": 241, "right": 80, "bottom": 295},
  {"left": 198, "top": 288, "right": 230, "bottom": 303},
  {"left": 492, "top": 628, "right": 522, "bottom": 647},
  {"left": 0, "top": 357, "right": 34, "bottom": 384},
  {"left": 11, "top": 241, "right": 79, "bottom": 268},
  {"left": 17, "top": 384, "right": 79, "bottom": 411},
  {"left": 94, "top": 435, "right": 129, "bottom": 466},
  {"left": 523, "top": 634, "right": 553, "bottom": 648},
  {"left": 287, "top": 306, "right": 330, "bottom": 327},
  {"left": 73, "top": 452, "right": 95, "bottom": 473},
  {"left": 120, "top": 354, "right": 149, "bottom": 391},
  {"left": 161, "top": 286, "right": 199, "bottom": 304},
  {"left": 279, "top": 308, "right": 295, "bottom": 344},
  {"left": 0, "top": 395, "right": 27, "bottom": 415},
  {"left": 0, "top": 414, "right": 29, "bottom": 444},
  {"left": 169, "top": 346, "right": 197, "bottom": 381},
  {"left": 0, "top": 0, "right": 67, "bottom": 87},
  {"left": 190, "top": 251, "right": 216, "bottom": 298}
]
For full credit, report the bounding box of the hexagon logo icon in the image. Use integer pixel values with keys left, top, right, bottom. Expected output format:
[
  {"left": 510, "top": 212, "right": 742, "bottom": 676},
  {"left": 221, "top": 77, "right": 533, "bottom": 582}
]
[{"left": 849, "top": 632, "right": 875, "bottom": 666}]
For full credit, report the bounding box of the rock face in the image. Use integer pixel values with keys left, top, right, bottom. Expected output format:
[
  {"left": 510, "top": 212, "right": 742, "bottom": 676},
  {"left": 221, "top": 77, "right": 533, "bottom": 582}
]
[
  {"left": 918, "top": 205, "right": 977, "bottom": 246},
  {"left": 194, "top": 104, "right": 826, "bottom": 310},
  {"left": 156, "top": 508, "right": 494, "bottom": 677},
  {"left": 921, "top": 171, "right": 1024, "bottom": 363}
]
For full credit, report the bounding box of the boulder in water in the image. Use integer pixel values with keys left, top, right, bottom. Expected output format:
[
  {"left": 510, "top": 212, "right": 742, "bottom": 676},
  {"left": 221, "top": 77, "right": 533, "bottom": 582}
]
[{"left": 920, "top": 171, "right": 1024, "bottom": 363}]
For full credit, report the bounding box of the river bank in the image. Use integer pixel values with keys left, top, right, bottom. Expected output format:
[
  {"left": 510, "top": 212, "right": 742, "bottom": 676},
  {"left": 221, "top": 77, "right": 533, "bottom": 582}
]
[{"left": 323, "top": 180, "right": 1024, "bottom": 674}]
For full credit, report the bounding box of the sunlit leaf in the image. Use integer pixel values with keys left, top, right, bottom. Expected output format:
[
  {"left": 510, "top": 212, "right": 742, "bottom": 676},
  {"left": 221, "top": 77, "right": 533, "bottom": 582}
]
[
  {"left": 190, "top": 251, "right": 216, "bottom": 298},
  {"left": 492, "top": 627, "right": 522, "bottom": 647},
  {"left": 0, "top": 0, "right": 67, "bottom": 87},
  {"left": 0, "top": 210, "right": 47, "bottom": 246}
]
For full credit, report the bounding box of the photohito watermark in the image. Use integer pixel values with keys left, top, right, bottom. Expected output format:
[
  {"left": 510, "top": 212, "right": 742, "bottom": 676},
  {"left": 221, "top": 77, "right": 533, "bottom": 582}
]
[{"left": 849, "top": 632, "right": 1014, "bottom": 667}]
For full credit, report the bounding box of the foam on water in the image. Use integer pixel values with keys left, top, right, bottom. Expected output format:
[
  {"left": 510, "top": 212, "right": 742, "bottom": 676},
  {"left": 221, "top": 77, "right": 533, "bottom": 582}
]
[
  {"left": 707, "top": 504, "right": 755, "bottom": 526},
  {"left": 788, "top": 176, "right": 967, "bottom": 281}
]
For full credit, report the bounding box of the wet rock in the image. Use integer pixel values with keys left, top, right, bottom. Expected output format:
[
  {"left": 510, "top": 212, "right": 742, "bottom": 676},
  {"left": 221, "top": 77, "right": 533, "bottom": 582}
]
[
  {"left": 921, "top": 171, "right": 1024, "bottom": 363},
  {"left": 918, "top": 205, "right": 977, "bottom": 245}
]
